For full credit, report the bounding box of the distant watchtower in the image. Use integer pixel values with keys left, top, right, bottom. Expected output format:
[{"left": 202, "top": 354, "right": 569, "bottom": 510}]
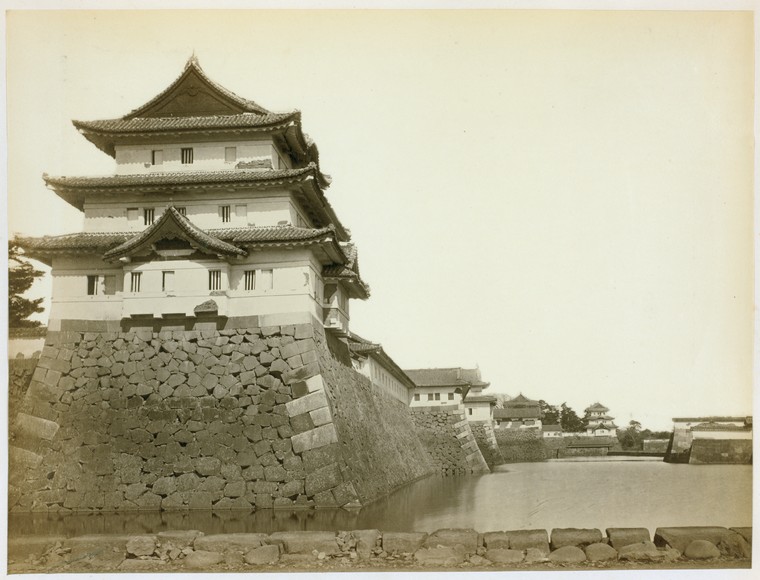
[{"left": 584, "top": 402, "right": 618, "bottom": 437}]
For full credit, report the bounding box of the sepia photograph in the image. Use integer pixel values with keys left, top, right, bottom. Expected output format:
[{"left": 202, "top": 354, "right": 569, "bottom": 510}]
[{"left": 3, "top": 3, "right": 755, "bottom": 577}]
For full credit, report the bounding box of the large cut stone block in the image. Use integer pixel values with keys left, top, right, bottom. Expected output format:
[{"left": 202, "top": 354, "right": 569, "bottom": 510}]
[
  {"left": 194, "top": 534, "right": 269, "bottom": 553},
  {"left": 506, "top": 529, "right": 550, "bottom": 553},
  {"left": 285, "top": 390, "right": 328, "bottom": 417},
  {"left": 423, "top": 528, "right": 479, "bottom": 555},
  {"left": 654, "top": 527, "right": 731, "bottom": 554},
  {"left": 383, "top": 532, "right": 428, "bottom": 554},
  {"left": 606, "top": 528, "right": 650, "bottom": 550},
  {"left": 14, "top": 412, "right": 59, "bottom": 441},
  {"left": 282, "top": 362, "right": 320, "bottom": 385},
  {"left": 551, "top": 528, "right": 603, "bottom": 549},
  {"left": 9, "top": 446, "right": 43, "bottom": 469},
  {"left": 268, "top": 531, "right": 339, "bottom": 555},
  {"left": 304, "top": 463, "right": 343, "bottom": 496},
  {"left": 291, "top": 424, "right": 338, "bottom": 454}
]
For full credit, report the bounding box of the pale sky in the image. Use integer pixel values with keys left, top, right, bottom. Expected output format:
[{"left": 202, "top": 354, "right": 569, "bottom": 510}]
[{"left": 4, "top": 8, "right": 754, "bottom": 431}]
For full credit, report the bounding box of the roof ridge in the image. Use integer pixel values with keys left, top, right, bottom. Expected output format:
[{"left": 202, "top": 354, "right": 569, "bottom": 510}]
[{"left": 122, "top": 56, "right": 273, "bottom": 120}]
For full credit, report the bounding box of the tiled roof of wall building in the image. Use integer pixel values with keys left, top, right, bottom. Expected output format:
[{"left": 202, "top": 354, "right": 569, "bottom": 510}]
[
  {"left": 404, "top": 368, "right": 470, "bottom": 387},
  {"left": 543, "top": 424, "right": 562, "bottom": 432},
  {"left": 494, "top": 407, "right": 541, "bottom": 420},
  {"left": 346, "top": 332, "right": 416, "bottom": 390},
  {"left": 509, "top": 393, "right": 538, "bottom": 404}
]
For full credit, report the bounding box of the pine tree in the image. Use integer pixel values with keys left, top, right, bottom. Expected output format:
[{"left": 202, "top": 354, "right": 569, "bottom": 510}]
[
  {"left": 8, "top": 242, "right": 44, "bottom": 328},
  {"left": 559, "top": 402, "right": 586, "bottom": 432}
]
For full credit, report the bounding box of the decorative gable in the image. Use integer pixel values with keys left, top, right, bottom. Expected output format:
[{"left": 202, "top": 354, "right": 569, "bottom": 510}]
[
  {"left": 124, "top": 56, "right": 270, "bottom": 119},
  {"left": 104, "top": 206, "right": 246, "bottom": 261}
]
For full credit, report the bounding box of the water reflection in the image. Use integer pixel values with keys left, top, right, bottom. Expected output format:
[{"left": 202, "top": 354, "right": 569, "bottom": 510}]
[{"left": 8, "top": 460, "right": 752, "bottom": 538}]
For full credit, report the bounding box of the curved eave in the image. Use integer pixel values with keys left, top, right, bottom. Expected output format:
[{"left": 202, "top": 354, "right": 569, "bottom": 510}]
[
  {"left": 323, "top": 274, "right": 370, "bottom": 300},
  {"left": 73, "top": 114, "right": 298, "bottom": 158}
]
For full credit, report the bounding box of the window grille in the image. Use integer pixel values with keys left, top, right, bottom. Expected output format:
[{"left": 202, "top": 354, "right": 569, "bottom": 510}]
[
  {"left": 220, "top": 206, "right": 231, "bottom": 223},
  {"left": 144, "top": 208, "right": 155, "bottom": 225},
  {"left": 181, "top": 148, "right": 194, "bottom": 164},
  {"left": 151, "top": 150, "right": 163, "bottom": 165},
  {"left": 176, "top": 207, "right": 187, "bottom": 216},
  {"left": 209, "top": 270, "right": 222, "bottom": 291},
  {"left": 244, "top": 270, "right": 256, "bottom": 291},
  {"left": 130, "top": 272, "right": 142, "bottom": 293}
]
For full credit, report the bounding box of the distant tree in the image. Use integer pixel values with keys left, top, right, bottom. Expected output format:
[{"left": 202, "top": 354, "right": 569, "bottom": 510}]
[
  {"left": 559, "top": 403, "right": 585, "bottom": 432},
  {"left": 8, "top": 242, "right": 44, "bottom": 328},
  {"left": 617, "top": 420, "right": 646, "bottom": 450},
  {"left": 539, "top": 399, "right": 561, "bottom": 425}
]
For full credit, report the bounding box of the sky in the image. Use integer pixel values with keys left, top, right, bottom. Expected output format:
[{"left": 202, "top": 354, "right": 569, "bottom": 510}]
[{"left": 3, "top": 8, "right": 755, "bottom": 431}]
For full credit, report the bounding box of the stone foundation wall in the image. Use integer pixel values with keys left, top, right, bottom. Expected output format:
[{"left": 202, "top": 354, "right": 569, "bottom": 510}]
[
  {"left": 494, "top": 429, "right": 546, "bottom": 463},
  {"left": 9, "top": 321, "right": 433, "bottom": 512},
  {"left": 410, "top": 406, "right": 490, "bottom": 475},
  {"left": 469, "top": 421, "right": 504, "bottom": 469},
  {"left": 689, "top": 439, "right": 753, "bottom": 464}
]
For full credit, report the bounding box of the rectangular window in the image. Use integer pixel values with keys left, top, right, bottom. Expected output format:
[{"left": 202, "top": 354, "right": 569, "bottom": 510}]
[
  {"left": 151, "top": 150, "right": 163, "bottom": 165},
  {"left": 219, "top": 205, "right": 231, "bottom": 223},
  {"left": 162, "top": 271, "right": 175, "bottom": 292},
  {"left": 225, "top": 147, "right": 237, "bottom": 163},
  {"left": 427, "top": 393, "right": 434, "bottom": 401},
  {"left": 130, "top": 272, "right": 142, "bottom": 293},
  {"left": 244, "top": 270, "right": 256, "bottom": 291},
  {"left": 235, "top": 204, "right": 247, "bottom": 219},
  {"left": 414, "top": 393, "right": 420, "bottom": 401},
  {"left": 127, "top": 208, "right": 139, "bottom": 223},
  {"left": 468, "top": 408, "right": 473, "bottom": 416},
  {"left": 209, "top": 270, "right": 222, "bottom": 291},
  {"left": 144, "top": 208, "right": 155, "bottom": 226},
  {"left": 448, "top": 393, "right": 454, "bottom": 401},
  {"left": 434, "top": 393, "right": 441, "bottom": 401},
  {"left": 181, "top": 148, "right": 194, "bottom": 164},
  {"left": 87, "top": 275, "right": 99, "bottom": 296},
  {"left": 176, "top": 207, "right": 187, "bottom": 216},
  {"left": 259, "top": 269, "right": 273, "bottom": 290}
]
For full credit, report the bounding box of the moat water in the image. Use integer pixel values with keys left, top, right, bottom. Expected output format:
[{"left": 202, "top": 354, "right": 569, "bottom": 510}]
[{"left": 9, "top": 459, "right": 752, "bottom": 538}]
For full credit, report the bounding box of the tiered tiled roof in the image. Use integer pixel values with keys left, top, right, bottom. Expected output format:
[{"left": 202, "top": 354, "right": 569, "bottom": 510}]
[{"left": 585, "top": 402, "right": 610, "bottom": 413}]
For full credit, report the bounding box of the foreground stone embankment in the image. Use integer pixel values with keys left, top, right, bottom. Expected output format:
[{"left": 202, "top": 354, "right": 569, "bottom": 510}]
[{"left": 8, "top": 525, "right": 751, "bottom": 573}]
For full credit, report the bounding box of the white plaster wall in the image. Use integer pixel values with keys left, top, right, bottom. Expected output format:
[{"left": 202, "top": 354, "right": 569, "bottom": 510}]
[
  {"left": 83, "top": 190, "right": 312, "bottom": 232},
  {"left": 465, "top": 402, "right": 492, "bottom": 421},
  {"left": 409, "top": 386, "right": 462, "bottom": 407},
  {"left": 368, "top": 356, "right": 410, "bottom": 405},
  {"left": 114, "top": 139, "right": 287, "bottom": 174},
  {"left": 47, "top": 253, "right": 326, "bottom": 323}
]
